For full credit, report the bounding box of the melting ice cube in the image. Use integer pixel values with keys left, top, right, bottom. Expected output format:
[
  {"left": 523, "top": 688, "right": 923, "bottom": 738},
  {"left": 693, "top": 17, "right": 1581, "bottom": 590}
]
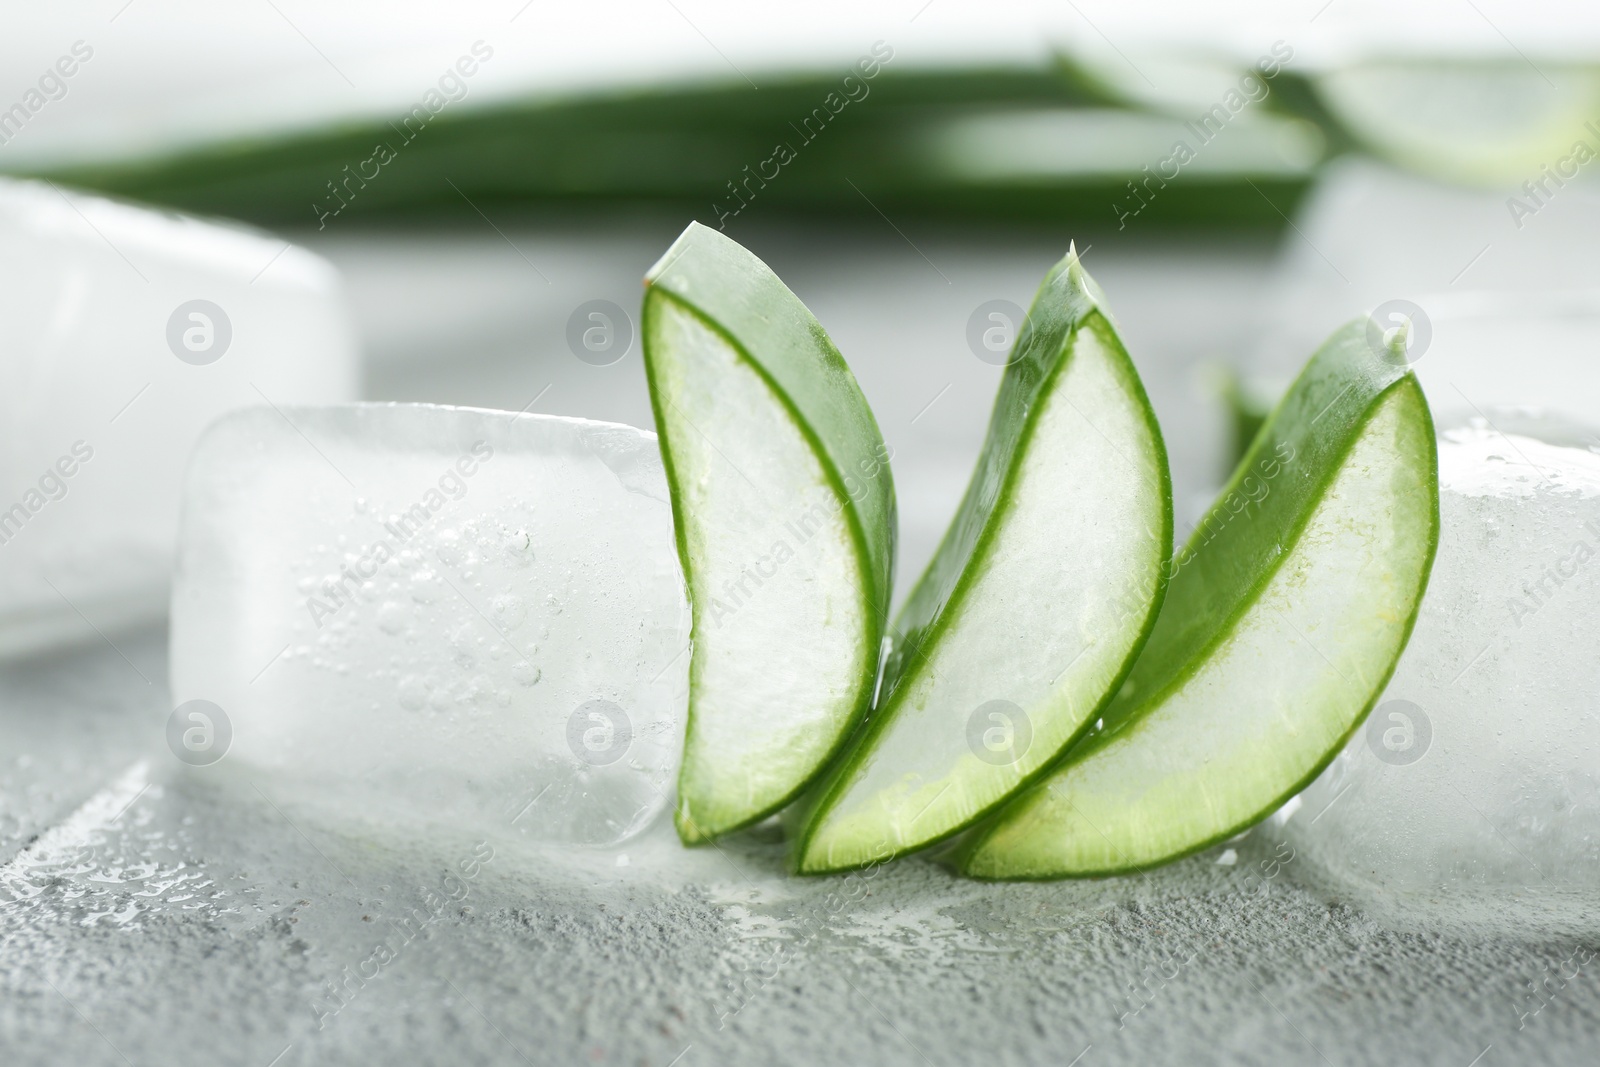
[
  {"left": 0, "top": 178, "right": 357, "bottom": 654},
  {"left": 170, "top": 404, "right": 690, "bottom": 847},
  {"left": 1285, "top": 425, "right": 1600, "bottom": 912}
]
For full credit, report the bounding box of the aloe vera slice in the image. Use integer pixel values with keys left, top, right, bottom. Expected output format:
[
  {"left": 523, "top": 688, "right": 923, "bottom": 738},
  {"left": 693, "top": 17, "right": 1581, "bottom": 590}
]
[
  {"left": 790, "top": 247, "right": 1172, "bottom": 874},
  {"left": 643, "top": 223, "right": 895, "bottom": 844},
  {"left": 960, "top": 323, "right": 1440, "bottom": 879}
]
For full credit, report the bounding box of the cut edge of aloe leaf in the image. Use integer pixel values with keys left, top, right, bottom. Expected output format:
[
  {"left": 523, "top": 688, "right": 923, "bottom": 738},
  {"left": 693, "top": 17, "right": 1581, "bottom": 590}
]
[
  {"left": 789, "top": 245, "right": 1173, "bottom": 875},
  {"left": 955, "top": 326, "right": 1440, "bottom": 880},
  {"left": 642, "top": 223, "right": 896, "bottom": 845}
]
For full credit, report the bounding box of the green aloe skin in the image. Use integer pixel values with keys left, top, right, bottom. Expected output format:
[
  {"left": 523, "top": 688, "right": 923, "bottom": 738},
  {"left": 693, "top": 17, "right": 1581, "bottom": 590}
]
[
  {"left": 643, "top": 223, "right": 896, "bottom": 845},
  {"left": 958, "top": 322, "right": 1440, "bottom": 880},
  {"left": 790, "top": 246, "right": 1173, "bottom": 874}
]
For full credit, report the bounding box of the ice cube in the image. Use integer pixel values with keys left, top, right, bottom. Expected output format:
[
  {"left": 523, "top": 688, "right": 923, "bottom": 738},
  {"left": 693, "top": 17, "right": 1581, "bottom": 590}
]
[
  {"left": 169, "top": 404, "right": 689, "bottom": 846},
  {"left": 1246, "top": 159, "right": 1600, "bottom": 427},
  {"left": 1284, "top": 425, "right": 1600, "bottom": 914},
  {"left": 0, "top": 178, "right": 357, "bottom": 655}
]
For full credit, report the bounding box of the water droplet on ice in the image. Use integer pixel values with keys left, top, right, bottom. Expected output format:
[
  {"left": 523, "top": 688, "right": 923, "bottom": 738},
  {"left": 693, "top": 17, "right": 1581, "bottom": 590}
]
[
  {"left": 377, "top": 601, "right": 406, "bottom": 634},
  {"left": 492, "top": 594, "right": 527, "bottom": 629},
  {"left": 410, "top": 568, "right": 443, "bottom": 603},
  {"left": 512, "top": 661, "right": 542, "bottom": 687},
  {"left": 436, "top": 528, "right": 463, "bottom": 566},
  {"left": 503, "top": 527, "right": 534, "bottom": 564}
]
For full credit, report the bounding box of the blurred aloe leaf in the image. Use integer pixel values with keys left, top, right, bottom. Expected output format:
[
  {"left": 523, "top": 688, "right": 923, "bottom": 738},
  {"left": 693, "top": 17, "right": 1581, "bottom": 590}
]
[
  {"left": 12, "top": 68, "right": 1313, "bottom": 229},
  {"left": 1312, "top": 61, "right": 1600, "bottom": 187},
  {"left": 1060, "top": 45, "right": 1600, "bottom": 190}
]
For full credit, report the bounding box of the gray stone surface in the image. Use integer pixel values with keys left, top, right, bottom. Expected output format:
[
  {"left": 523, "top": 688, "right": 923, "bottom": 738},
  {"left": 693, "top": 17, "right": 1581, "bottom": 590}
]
[{"left": 3, "top": 631, "right": 1598, "bottom": 1066}]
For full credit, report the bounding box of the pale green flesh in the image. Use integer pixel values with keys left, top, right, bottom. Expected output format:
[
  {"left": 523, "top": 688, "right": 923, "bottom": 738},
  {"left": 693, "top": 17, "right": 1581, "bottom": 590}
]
[
  {"left": 648, "top": 296, "right": 874, "bottom": 841},
  {"left": 963, "top": 381, "right": 1436, "bottom": 879},
  {"left": 795, "top": 316, "right": 1169, "bottom": 872}
]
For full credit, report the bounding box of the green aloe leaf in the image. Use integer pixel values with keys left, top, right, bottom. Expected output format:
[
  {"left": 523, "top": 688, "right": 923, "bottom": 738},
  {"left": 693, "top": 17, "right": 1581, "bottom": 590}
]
[
  {"left": 960, "top": 321, "right": 1439, "bottom": 879},
  {"left": 643, "top": 223, "right": 895, "bottom": 844},
  {"left": 791, "top": 246, "right": 1172, "bottom": 874}
]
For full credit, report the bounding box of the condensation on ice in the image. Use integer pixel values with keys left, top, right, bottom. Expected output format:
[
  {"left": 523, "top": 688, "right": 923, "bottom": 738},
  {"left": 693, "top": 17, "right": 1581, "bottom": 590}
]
[
  {"left": 1286, "top": 425, "right": 1600, "bottom": 919},
  {"left": 170, "top": 404, "right": 689, "bottom": 846}
]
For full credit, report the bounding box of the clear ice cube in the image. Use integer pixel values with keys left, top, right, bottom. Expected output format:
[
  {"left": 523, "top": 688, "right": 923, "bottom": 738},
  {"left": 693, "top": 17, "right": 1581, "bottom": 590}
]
[
  {"left": 1284, "top": 425, "right": 1600, "bottom": 912},
  {"left": 169, "top": 404, "right": 690, "bottom": 846},
  {"left": 0, "top": 178, "right": 358, "bottom": 655}
]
